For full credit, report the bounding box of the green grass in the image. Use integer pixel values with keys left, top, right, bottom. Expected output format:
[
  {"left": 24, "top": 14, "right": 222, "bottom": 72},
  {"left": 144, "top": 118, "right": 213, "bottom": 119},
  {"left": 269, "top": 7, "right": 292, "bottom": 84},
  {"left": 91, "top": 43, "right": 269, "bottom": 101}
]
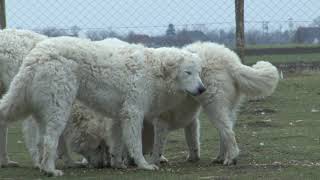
[
  {"left": 2, "top": 72, "right": 320, "bottom": 179},
  {"left": 246, "top": 43, "right": 320, "bottom": 49},
  {"left": 244, "top": 53, "right": 320, "bottom": 65}
]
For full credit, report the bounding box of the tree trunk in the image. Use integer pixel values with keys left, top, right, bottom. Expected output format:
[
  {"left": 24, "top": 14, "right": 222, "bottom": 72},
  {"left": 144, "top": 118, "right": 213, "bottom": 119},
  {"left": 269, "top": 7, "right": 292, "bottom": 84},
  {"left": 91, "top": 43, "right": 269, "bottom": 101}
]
[
  {"left": 235, "top": 0, "right": 245, "bottom": 61},
  {"left": 0, "top": 0, "right": 6, "bottom": 29}
]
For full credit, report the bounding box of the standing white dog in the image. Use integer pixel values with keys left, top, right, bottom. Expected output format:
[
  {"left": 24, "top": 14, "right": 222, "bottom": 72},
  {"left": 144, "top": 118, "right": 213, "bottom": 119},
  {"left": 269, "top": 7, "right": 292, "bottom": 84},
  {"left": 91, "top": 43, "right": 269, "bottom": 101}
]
[
  {"left": 0, "top": 36, "right": 205, "bottom": 176},
  {"left": 0, "top": 29, "right": 111, "bottom": 169},
  {"left": 0, "top": 29, "right": 46, "bottom": 168},
  {"left": 92, "top": 40, "right": 279, "bottom": 166},
  {"left": 147, "top": 42, "right": 279, "bottom": 165}
]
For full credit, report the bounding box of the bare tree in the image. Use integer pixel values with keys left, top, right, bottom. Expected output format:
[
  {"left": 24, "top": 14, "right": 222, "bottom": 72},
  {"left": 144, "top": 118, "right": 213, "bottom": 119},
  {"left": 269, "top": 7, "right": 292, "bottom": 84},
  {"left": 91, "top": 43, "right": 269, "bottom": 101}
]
[
  {"left": 235, "top": 0, "right": 245, "bottom": 61},
  {"left": 0, "top": 0, "right": 6, "bottom": 29},
  {"left": 312, "top": 16, "right": 320, "bottom": 27}
]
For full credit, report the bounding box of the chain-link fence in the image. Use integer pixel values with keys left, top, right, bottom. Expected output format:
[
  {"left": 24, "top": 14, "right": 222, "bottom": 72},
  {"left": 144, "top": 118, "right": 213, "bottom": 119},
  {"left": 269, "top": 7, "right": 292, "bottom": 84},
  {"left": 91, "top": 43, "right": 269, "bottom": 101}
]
[
  {"left": 2, "top": 0, "right": 320, "bottom": 47},
  {"left": 245, "top": 0, "right": 320, "bottom": 46}
]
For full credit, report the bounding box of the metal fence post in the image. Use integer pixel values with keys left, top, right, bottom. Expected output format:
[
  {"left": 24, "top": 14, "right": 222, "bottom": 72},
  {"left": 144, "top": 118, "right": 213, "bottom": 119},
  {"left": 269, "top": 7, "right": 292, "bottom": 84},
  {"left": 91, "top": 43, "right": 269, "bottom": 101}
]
[
  {"left": 0, "top": 0, "right": 6, "bottom": 29},
  {"left": 235, "top": 0, "right": 245, "bottom": 61}
]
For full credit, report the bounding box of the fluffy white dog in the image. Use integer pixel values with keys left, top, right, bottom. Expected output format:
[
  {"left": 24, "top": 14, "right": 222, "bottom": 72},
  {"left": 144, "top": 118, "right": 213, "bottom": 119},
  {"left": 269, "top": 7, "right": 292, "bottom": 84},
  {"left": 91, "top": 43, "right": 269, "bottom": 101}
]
[
  {"left": 90, "top": 39, "right": 279, "bottom": 166},
  {"left": 22, "top": 39, "right": 279, "bottom": 168},
  {"left": 147, "top": 42, "right": 279, "bottom": 165},
  {"left": 0, "top": 36, "right": 205, "bottom": 176},
  {"left": 0, "top": 29, "right": 112, "bottom": 169},
  {"left": 0, "top": 29, "right": 46, "bottom": 168}
]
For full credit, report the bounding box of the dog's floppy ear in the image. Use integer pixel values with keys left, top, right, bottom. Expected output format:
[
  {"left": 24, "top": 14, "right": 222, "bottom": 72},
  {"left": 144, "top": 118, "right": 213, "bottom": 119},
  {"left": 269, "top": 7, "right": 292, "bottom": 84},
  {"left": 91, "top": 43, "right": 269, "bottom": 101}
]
[{"left": 160, "top": 57, "right": 183, "bottom": 80}]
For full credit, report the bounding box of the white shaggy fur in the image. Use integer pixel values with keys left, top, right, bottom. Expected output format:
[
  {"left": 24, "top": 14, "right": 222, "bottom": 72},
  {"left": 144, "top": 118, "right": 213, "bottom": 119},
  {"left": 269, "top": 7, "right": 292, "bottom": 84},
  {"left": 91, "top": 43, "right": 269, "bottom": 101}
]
[
  {"left": 0, "top": 36, "right": 205, "bottom": 176},
  {"left": 146, "top": 42, "right": 279, "bottom": 165},
  {"left": 0, "top": 29, "right": 113, "bottom": 169},
  {"left": 23, "top": 102, "right": 112, "bottom": 168},
  {"left": 94, "top": 40, "right": 279, "bottom": 166},
  {"left": 0, "top": 29, "right": 46, "bottom": 168},
  {"left": 37, "top": 39, "right": 278, "bottom": 167}
]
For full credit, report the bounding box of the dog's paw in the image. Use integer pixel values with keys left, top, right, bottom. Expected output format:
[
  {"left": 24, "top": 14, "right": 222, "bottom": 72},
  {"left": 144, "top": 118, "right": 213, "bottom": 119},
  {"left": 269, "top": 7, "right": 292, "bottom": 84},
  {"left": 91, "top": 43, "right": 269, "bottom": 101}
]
[
  {"left": 211, "top": 156, "right": 224, "bottom": 165},
  {"left": 0, "top": 160, "right": 19, "bottom": 168},
  {"left": 150, "top": 156, "right": 161, "bottom": 166},
  {"left": 159, "top": 155, "right": 169, "bottom": 164},
  {"left": 44, "top": 169, "right": 64, "bottom": 177},
  {"left": 66, "top": 161, "right": 88, "bottom": 168},
  {"left": 138, "top": 163, "right": 159, "bottom": 170},
  {"left": 223, "top": 158, "right": 237, "bottom": 166},
  {"left": 186, "top": 154, "right": 200, "bottom": 162},
  {"left": 111, "top": 161, "right": 127, "bottom": 169}
]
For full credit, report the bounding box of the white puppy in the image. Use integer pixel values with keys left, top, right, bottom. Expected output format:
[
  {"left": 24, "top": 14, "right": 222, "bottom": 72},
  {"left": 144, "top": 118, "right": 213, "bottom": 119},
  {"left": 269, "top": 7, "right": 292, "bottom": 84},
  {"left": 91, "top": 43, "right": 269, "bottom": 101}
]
[{"left": 22, "top": 102, "right": 112, "bottom": 168}]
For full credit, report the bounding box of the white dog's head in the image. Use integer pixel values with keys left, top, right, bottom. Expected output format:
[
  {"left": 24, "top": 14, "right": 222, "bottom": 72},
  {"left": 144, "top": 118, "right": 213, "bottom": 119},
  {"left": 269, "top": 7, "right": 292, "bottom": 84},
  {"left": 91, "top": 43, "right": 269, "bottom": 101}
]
[
  {"left": 174, "top": 52, "right": 206, "bottom": 96},
  {"left": 158, "top": 48, "right": 206, "bottom": 96}
]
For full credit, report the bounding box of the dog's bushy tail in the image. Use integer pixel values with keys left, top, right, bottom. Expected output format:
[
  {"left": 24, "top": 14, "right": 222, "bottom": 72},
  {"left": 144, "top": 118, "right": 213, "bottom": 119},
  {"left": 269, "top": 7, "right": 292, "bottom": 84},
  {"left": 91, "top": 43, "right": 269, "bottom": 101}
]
[
  {"left": 0, "top": 66, "right": 34, "bottom": 123},
  {"left": 232, "top": 61, "right": 279, "bottom": 97}
]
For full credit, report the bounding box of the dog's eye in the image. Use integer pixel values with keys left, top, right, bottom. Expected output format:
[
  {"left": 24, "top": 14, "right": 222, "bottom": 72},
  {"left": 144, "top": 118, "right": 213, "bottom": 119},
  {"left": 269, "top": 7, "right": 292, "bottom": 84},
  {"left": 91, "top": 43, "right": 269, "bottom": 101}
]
[{"left": 185, "top": 71, "right": 192, "bottom": 75}]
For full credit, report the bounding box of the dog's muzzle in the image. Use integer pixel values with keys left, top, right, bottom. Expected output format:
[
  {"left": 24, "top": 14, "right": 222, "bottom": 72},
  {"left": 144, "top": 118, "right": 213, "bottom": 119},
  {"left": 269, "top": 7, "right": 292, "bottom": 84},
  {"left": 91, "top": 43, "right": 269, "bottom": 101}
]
[
  {"left": 197, "top": 85, "right": 206, "bottom": 95},
  {"left": 186, "top": 85, "right": 206, "bottom": 96}
]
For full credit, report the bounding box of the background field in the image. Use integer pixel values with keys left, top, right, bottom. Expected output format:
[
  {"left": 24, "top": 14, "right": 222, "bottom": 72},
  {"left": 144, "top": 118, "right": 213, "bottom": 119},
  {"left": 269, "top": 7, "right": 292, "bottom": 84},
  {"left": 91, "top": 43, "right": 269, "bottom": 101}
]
[
  {"left": 244, "top": 53, "right": 320, "bottom": 65},
  {"left": 1, "top": 58, "right": 320, "bottom": 180}
]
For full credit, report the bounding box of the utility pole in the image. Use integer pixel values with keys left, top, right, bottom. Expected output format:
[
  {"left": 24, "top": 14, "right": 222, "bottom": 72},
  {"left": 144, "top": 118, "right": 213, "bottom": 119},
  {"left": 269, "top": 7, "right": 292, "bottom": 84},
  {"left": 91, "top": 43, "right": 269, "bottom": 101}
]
[
  {"left": 0, "top": 0, "right": 6, "bottom": 29},
  {"left": 235, "top": 0, "right": 245, "bottom": 61}
]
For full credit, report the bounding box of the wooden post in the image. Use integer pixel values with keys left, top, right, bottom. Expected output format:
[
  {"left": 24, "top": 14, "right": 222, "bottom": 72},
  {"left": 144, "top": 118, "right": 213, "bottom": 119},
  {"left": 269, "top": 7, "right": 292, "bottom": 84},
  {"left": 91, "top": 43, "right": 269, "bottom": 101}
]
[
  {"left": 0, "top": 0, "right": 6, "bottom": 29},
  {"left": 235, "top": 0, "right": 245, "bottom": 61}
]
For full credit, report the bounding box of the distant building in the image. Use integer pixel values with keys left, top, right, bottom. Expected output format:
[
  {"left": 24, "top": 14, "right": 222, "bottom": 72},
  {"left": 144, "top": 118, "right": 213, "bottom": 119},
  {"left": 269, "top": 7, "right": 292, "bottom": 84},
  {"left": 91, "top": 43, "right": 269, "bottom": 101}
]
[{"left": 295, "top": 27, "right": 320, "bottom": 43}]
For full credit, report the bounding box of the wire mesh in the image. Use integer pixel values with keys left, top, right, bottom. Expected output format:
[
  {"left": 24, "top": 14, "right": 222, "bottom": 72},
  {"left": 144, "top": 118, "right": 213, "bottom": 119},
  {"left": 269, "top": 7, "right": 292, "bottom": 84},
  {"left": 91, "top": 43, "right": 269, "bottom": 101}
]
[{"left": 5, "top": 0, "right": 320, "bottom": 46}]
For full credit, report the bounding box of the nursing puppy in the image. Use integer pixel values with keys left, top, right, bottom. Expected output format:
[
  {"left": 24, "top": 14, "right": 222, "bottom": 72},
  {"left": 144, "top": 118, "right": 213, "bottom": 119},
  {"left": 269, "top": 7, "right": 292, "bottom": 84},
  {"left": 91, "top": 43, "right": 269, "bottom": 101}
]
[
  {"left": 0, "top": 36, "right": 205, "bottom": 176},
  {"left": 22, "top": 102, "right": 111, "bottom": 169}
]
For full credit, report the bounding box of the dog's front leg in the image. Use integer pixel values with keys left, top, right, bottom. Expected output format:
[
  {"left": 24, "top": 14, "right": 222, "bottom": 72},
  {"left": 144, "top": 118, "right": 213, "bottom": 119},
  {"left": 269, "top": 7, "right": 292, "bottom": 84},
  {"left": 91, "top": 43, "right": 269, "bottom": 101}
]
[
  {"left": 0, "top": 124, "right": 18, "bottom": 167},
  {"left": 119, "top": 101, "right": 158, "bottom": 170},
  {"left": 184, "top": 118, "right": 200, "bottom": 162},
  {"left": 150, "top": 120, "right": 169, "bottom": 165},
  {"left": 109, "top": 119, "right": 126, "bottom": 169}
]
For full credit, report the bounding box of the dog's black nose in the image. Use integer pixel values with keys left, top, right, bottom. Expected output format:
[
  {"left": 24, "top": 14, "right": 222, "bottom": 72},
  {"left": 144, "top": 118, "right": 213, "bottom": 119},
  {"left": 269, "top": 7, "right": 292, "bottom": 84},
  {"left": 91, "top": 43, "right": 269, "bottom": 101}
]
[{"left": 198, "top": 86, "right": 206, "bottom": 94}]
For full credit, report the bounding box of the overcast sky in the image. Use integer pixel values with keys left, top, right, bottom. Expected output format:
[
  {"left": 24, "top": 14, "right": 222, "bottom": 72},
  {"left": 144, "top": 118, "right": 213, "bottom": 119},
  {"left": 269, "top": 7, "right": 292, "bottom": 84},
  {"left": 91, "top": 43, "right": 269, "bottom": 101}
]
[{"left": 6, "top": 0, "right": 320, "bottom": 35}]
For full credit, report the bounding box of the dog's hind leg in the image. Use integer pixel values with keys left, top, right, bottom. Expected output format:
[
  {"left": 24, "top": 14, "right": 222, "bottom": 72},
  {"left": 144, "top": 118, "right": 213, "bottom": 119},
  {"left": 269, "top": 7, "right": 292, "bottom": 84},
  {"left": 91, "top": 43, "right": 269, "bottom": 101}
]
[
  {"left": 184, "top": 118, "right": 200, "bottom": 162},
  {"left": 203, "top": 101, "right": 239, "bottom": 166},
  {"left": 109, "top": 119, "right": 126, "bottom": 169},
  {"left": 35, "top": 90, "right": 76, "bottom": 176},
  {"left": 22, "top": 118, "right": 41, "bottom": 168},
  {"left": 119, "top": 100, "right": 158, "bottom": 170},
  {"left": 31, "top": 63, "right": 78, "bottom": 176}
]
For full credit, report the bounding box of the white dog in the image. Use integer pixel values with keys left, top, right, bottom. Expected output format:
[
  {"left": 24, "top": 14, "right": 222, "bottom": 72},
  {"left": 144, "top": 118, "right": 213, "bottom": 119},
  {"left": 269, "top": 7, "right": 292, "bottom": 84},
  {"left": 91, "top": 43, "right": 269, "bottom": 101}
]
[
  {"left": 0, "top": 36, "right": 205, "bottom": 176},
  {"left": 0, "top": 29, "right": 46, "bottom": 168},
  {"left": 0, "top": 29, "right": 114, "bottom": 169},
  {"left": 91, "top": 40, "right": 279, "bottom": 166},
  {"left": 24, "top": 39, "right": 278, "bottom": 168},
  {"left": 147, "top": 42, "right": 279, "bottom": 165}
]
